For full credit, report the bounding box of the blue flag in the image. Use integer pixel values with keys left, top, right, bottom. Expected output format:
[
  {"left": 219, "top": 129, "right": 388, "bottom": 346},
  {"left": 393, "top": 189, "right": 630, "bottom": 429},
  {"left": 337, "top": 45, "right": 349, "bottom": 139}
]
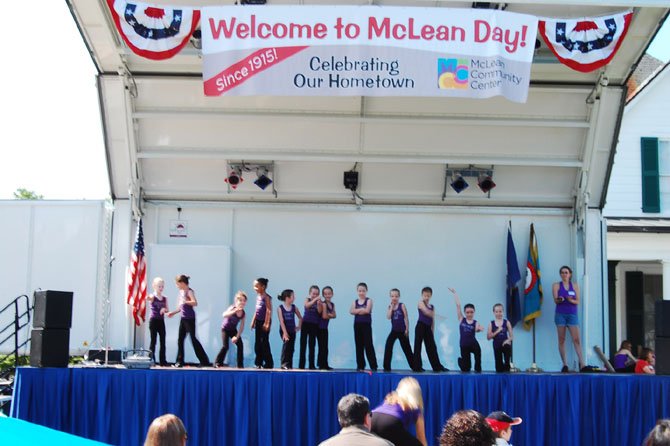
[
  {"left": 523, "top": 223, "right": 543, "bottom": 329},
  {"left": 506, "top": 226, "right": 522, "bottom": 326}
]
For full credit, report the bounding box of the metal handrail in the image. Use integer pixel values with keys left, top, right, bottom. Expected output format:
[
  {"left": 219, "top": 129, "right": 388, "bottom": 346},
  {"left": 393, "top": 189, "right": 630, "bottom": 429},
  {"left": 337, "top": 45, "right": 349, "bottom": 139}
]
[{"left": 0, "top": 294, "right": 32, "bottom": 369}]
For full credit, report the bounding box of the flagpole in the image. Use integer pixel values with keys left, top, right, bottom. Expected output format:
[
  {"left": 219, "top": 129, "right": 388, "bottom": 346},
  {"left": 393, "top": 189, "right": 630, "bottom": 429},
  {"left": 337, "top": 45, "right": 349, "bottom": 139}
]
[{"left": 527, "top": 320, "right": 542, "bottom": 372}]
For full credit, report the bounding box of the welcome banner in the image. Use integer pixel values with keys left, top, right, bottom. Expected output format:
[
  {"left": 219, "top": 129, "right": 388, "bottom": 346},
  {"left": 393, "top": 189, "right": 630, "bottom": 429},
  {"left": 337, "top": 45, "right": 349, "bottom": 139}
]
[{"left": 202, "top": 6, "right": 538, "bottom": 102}]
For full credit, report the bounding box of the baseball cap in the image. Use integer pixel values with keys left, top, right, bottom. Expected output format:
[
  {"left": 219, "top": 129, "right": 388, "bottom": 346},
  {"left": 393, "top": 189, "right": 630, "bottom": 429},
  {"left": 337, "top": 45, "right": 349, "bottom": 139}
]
[{"left": 485, "top": 411, "right": 522, "bottom": 432}]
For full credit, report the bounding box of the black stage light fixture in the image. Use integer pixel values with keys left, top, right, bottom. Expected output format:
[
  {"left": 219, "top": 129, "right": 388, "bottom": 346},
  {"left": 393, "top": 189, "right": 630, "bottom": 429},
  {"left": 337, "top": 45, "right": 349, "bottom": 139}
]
[
  {"left": 225, "top": 167, "right": 243, "bottom": 189},
  {"left": 254, "top": 168, "right": 273, "bottom": 190},
  {"left": 343, "top": 171, "right": 359, "bottom": 191},
  {"left": 450, "top": 174, "right": 469, "bottom": 193},
  {"left": 478, "top": 174, "right": 496, "bottom": 193}
]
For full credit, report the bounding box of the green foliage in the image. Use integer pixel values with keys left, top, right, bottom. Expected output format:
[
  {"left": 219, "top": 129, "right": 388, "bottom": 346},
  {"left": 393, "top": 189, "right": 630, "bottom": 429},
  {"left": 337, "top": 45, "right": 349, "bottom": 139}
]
[
  {"left": 13, "top": 188, "right": 43, "bottom": 200},
  {"left": 0, "top": 354, "right": 29, "bottom": 371}
]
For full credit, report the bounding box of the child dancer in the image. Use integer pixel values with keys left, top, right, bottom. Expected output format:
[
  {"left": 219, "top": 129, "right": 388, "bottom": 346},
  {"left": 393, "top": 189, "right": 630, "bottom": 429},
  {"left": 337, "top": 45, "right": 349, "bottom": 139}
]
[
  {"left": 413, "top": 286, "right": 448, "bottom": 372},
  {"left": 167, "top": 275, "right": 211, "bottom": 367},
  {"left": 299, "top": 285, "right": 321, "bottom": 369},
  {"left": 383, "top": 288, "right": 417, "bottom": 372},
  {"left": 317, "top": 285, "right": 336, "bottom": 370},
  {"left": 349, "top": 282, "right": 378, "bottom": 371},
  {"left": 449, "top": 288, "right": 483, "bottom": 372},
  {"left": 487, "top": 303, "right": 513, "bottom": 372},
  {"left": 277, "top": 289, "right": 302, "bottom": 370},
  {"left": 214, "top": 291, "right": 247, "bottom": 368},
  {"left": 635, "top": 348, "right": 656, "bottom": 374},
  {"left": 250, "top": 277, "right": 274, "bottom": 369},
  {"left": 147, "top": 277, "right": 170, "bottom": 366}
]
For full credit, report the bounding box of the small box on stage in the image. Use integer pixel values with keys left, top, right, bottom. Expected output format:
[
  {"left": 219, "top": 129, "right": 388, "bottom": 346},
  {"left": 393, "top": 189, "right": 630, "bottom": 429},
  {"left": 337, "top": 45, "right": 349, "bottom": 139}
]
[
  {"left": 30, "top": 328, "right": 70, "bottom": 368},
  {"left": 33, "top": 290, "right": 73, "bottom": 329},
  {"left": 85, "top": 349, "right": 123, "bottom": 364}
]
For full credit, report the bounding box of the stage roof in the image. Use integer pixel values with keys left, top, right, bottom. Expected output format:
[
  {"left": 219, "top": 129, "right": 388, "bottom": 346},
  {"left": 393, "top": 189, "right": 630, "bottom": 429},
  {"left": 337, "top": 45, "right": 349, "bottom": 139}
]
[{"left": 67, "top": 1, "right": 669, "bottom": 211}]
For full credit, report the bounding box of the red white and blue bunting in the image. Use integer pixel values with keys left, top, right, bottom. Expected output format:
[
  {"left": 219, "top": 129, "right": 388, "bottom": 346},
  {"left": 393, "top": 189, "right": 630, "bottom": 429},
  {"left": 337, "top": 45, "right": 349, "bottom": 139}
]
[
  {"left": 107, "top": 0, "right": 200, "bottom": 60},
  {"left": 538, "top": 10, "right": 633, "bottom": 73},
  {"left": 105, "top": 1, "right": 634, "bottom": 76}
]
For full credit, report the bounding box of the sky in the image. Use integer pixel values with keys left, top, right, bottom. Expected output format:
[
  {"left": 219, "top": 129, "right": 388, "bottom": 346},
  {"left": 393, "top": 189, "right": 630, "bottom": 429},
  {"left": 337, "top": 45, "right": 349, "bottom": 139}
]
[
  {"left": 1, "top": 0, "right": 108, "bottom": 200},
  {"left": 1, "top": 4, "right": 668, "bottom": 200}
]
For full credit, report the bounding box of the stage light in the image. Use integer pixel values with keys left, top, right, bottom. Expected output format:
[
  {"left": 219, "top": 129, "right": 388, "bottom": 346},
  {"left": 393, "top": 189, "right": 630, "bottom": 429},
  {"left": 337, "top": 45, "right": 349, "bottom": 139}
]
[
  {"left": 478, "top": 174, "right": 496, "bottom": 193},
  {"left": 225, "top": 167, "right": 243, "bottom": 189},
  {"left": 450, "top": 174, "right": 469, "bottom": 193},
  {"left": 254, "top": 168, "right": 273, "bottom": 190}
]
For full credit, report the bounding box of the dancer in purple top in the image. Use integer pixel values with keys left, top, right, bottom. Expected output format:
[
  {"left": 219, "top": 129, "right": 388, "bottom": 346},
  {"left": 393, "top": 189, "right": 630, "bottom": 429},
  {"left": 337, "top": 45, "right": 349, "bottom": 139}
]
[
  {"left": 317, "top": 285, "right": 337, "bottom": 370},
  {"left": 382, "top": 289, "right": 417, "bottom": 372},
  {"left": 214, "top": 291, "right": 247, "bottom": 368},
  {"left": 147, "top": 277, "right": 170, "bottom": 366},
  {"left": 552, "top": 266, "right": 585, "bottom": 372},
  {"left": 349, "top": 282, "right": 378, "bottom": 371},
  {"left": 487, "top": 303, "right": 513, "bottom": 372},
  {"left": 450, "top": 288, "right": 483, "bottom": 372},
  {"left": 250, "top": 277, "right": 274, "bottom": 369},
  {"left": 277, "top": 289, "right": 302, "bottom": 369},
  {"left": 413, "top": 287, "right": 448, "bottom": 372},
  {"left": 167, "top": 275, "right": 211, "bottom": 367},
  {"left": 299, "top": 285, "right": 321, "bottom": 369}
]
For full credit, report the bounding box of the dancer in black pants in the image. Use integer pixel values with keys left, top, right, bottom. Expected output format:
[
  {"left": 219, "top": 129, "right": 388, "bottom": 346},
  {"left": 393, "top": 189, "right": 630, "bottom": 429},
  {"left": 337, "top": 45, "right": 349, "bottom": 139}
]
[
  {"left": 298, "top": 285, "right": 321, "bottom": 369},
  {"left": 250, "top": 277, "right": 274, "bottom": 368},
  {"left": 168, "top": 274, "right": 211, "bottom": 367},
  {"left": 277, "top": 289, "right": 302, "bottom": 369},
  {"left": 382, "top": 288, "right": 417, "bottom": 372},
  {"left": 214, "top": 291, "right": 247, "bottom": 368},
  {"left": 487, "top": 303, "right": 513, "bottom": 372},
  {"left": 147, "top": 277, "right": 170, "bottom": 366},
  {"left": 450, "top": 287, "right": 483, "bottom": 372},
  {"left": 413, "top": 286, "right": 448, "bottom": 372},
  {"left": 350, "top": 282, "right": 378, "bottom": 371},
  {"left": 317, "top": 286, "right": 336, "bottom": 370}
]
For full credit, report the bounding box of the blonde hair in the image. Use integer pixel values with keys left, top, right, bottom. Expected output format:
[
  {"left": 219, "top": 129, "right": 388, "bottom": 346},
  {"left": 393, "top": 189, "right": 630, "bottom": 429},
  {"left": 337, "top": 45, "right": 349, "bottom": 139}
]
[
  {"left": 144, "top": 414, "right": 187, "bottom": 446},
  {"left": 235, "top": 290, "right": 248, "bottom": 302},
  {"left": 152, "top": 277, "right": 164, "bottom": 287},
  {"left": 384, "top": 377, "right": 424, "bottom": 412}
]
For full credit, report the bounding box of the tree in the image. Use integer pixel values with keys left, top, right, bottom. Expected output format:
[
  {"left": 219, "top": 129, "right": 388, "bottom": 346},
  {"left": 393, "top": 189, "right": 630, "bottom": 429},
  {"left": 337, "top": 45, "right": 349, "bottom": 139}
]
[{"left": 13, "top": 188, "right": 43, "bottom": 200}]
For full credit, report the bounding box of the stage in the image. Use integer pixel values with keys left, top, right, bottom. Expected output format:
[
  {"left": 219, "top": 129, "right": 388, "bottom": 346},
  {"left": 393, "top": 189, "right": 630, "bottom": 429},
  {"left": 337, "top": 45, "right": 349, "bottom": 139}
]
[{"left": 10, "top": 366, "right": 670, "bottom": 446}]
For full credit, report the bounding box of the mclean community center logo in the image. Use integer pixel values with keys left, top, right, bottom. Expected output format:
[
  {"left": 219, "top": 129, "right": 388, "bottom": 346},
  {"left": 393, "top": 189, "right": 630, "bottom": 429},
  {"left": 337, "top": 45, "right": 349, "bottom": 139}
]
[{"left": 437, "top": 58, "right": 468, "bottom": 89}]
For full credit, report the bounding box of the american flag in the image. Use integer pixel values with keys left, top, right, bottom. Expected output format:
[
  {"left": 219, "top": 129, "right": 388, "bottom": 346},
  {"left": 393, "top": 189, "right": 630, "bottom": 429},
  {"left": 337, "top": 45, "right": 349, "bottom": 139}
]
[{"left": 126, "top": 219, "right": 147, "bottom": 326}]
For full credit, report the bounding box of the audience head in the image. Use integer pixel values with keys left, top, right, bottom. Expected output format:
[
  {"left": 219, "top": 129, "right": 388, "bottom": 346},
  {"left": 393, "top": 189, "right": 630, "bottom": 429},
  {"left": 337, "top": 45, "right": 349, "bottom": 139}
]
[
  {"left": 644, "top": 419, "right": 670, "bottom": 446},
  {"left": 619, "top": 340, "right": 632, "bottom": 352},
  {"left": 385, "top": 377, "right": 424, "bottom": 412},
  {"left": 336, "top": 393, "right": 372, "bottom": 429},
  {"left": 439, "top": 410, "right": 496, "bottom": 446},
  {"left": 640, "top": 348, "right": 656, "bottom": 363},
  {"left": 485, "top": 411, "right": 522, "bottom": 442},
  {"left": 144, "top": 414, "right": 187, "bottom": 446}
]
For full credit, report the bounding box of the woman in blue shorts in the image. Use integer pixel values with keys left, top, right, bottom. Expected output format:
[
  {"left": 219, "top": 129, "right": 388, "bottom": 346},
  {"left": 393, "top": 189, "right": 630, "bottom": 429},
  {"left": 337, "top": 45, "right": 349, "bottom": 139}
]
[{"left": 552, "top": 265, "right": 585, "bottom": 372}]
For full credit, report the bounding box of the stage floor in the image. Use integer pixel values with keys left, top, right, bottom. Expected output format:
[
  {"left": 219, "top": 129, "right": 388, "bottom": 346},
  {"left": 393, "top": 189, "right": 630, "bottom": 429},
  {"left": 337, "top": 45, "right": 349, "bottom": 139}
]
[{"left": 10, "top": 366, "right": 670, "bottom": 446}]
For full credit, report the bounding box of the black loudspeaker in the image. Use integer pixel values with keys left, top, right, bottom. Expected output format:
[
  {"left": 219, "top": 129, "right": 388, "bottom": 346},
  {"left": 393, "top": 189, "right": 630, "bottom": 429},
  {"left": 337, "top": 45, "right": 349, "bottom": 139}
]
[
  {"left": 33, "top": 290, "right": 73, "bottom": 329},
  {"left": 30, "top": 328, "right": 70, "bottom": 367},
  {"left": 655, "top": 301, "right": 670, "bottom": 338},
  {"left": 655, "top": 337, "right": 670, "bottom": 375}
]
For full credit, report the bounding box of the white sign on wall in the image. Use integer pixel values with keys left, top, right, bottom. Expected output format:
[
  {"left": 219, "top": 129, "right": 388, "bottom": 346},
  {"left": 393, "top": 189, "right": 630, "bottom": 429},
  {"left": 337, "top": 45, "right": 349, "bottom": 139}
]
[{"left": 169, "top": 220, "right": 189, "bottom": 238}]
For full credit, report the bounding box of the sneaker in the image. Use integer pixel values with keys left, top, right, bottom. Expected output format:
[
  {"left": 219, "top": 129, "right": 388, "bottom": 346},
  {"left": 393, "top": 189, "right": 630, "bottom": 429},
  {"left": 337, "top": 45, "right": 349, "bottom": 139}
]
[
  {"left": 561, "top": 365, "right": 569, "bottom": 373},
  {"left": 172, "top": 363, "right": 183, "bottom": 368}
]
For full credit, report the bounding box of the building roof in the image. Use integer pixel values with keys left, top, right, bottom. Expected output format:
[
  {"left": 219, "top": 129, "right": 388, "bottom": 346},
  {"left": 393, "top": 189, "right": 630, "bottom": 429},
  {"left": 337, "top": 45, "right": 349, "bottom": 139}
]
[
  {"left": 67, "top": 1, "right": 669, "bottom": 210},
  {"left": 606, "top": 217, "right": 670, "bottom": 233}
]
